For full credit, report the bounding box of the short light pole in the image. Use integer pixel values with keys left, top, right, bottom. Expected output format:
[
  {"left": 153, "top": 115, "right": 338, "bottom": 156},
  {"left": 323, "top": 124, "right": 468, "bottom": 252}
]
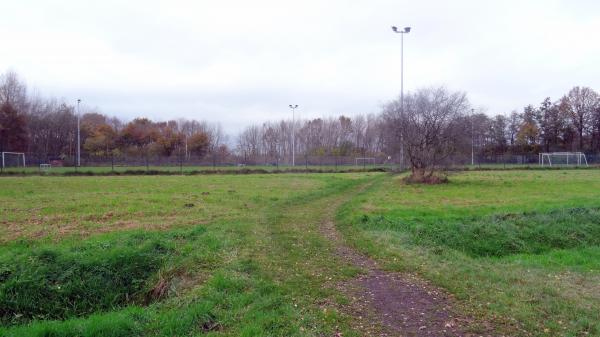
[
  {"left": 471, "top": 108, "right": 475, "bottom": 166},
  {"left": 392, "top": 25, "right": 411, "bottom": 170},
  {"left": 288, "top": 104, "right": 298, "bottom": 166},
  {"left": 77, "top": 98, "right": 81, "bottom": 168}
]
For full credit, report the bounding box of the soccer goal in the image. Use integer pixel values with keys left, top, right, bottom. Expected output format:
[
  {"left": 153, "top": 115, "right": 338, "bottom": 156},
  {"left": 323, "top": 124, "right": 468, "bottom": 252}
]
[
  {"left": 355, "top": 157, "right": 376, "bottom": 167},
  {"left": 1, "top": 152, "right": 26, "bottom": 168},
  {"left": 539, "top": 152, "right": 588, "bottom": 167}
]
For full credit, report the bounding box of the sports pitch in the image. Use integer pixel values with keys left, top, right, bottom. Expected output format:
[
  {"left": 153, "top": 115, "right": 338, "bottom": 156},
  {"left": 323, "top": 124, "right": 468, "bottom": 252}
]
[{"left": 1, "top": 170, "right": 599, "bottom": 336}]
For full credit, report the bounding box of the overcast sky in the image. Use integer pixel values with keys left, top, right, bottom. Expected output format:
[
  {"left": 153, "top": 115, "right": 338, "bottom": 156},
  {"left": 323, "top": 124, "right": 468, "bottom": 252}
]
[{"left": 2, "top": 0, "right": 599, "bottom": 132}]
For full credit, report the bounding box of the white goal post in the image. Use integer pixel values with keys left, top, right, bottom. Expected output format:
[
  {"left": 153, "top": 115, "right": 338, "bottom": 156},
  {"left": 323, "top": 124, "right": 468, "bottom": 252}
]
[
  {"left": 355, "top": 157, "right": 376, "bottom": 166},
  {"left": 539, "top": 152, "right": 588, "bottom": 167},
  {"left": 1, "top": 152, "right": 26, "bottom": 168}
]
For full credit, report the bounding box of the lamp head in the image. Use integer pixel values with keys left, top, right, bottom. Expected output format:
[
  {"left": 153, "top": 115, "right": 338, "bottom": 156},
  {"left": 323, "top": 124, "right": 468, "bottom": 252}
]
[
  {"left": 391, "top": 26, "right": 398, "bottom": 32},
  {"left": 404, "top": 27, "right": 411, "bottom": 33}
]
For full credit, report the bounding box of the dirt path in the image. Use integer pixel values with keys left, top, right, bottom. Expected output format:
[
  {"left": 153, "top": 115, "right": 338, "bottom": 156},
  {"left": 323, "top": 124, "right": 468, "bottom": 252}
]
[{"left": 321, "top": 184, "right": 494, "bottom": 337}]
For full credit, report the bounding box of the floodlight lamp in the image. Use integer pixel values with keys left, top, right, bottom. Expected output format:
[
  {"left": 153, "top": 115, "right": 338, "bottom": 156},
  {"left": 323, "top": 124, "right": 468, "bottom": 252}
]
[
  {"left": 404, "top": 27, "right": 411, "bottom": 33},
  {"left": 391, "top": 26, "right": 398, "bottom": 32}
]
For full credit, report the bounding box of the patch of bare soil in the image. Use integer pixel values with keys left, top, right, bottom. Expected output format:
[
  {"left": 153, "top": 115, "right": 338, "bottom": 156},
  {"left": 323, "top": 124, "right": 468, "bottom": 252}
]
[{"left": 321, "top": 196, "right": 496, "bottom": 336}]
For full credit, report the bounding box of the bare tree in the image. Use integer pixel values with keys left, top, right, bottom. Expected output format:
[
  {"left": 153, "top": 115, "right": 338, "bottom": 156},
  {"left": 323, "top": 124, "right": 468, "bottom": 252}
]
[
  {"left": 507, "top": 110, "right": 522, "bottom": 147},
  {"left": 0, "top": 102, "right": 28, "bottom": 153},
  {"left": 490, "top": 115, "right": 508, "bottom": 155},
  {"left": 563, "top": 86, "right": 599, "bottom": 151},
  {"left": 384, "top": 87, "right": 469, "bottom": 182},
  {"left": 262, "top": 123, "right": 280, "bottom": 165},
  {"left": 0, "top": 71, "right": 29, "bottom": 154},
  {"left": 538, "top": 97, "right": 569, "bottom": 152},
  {"left": 237, "top": 125, "right": 262, "bottom": 164},
  {"left": 592, "top": 104, "right": 600, "bottom": 151},
  {"left": 202, "top": 123, "right": 226, "bottom": 166},
  {"left": 516, "top": 105, "right": 540, "bottom": 152},
  {"left": 0, "top": 71, "right": 28, "bottom": 111}
]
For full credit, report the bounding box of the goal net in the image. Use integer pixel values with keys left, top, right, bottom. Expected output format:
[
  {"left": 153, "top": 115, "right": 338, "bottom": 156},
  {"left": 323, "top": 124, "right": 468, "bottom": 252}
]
[
  {"left": 1, "top": 152, "right": 26, "bottom": 168},
  {"left": 539, "top": 152, "right": 588, "bottom": 167}
]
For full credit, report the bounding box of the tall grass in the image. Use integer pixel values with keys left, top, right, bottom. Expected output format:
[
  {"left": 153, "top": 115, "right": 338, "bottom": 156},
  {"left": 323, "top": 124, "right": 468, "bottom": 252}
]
[
  {"left": 0, "top": 227, "right": 211, "bottom": 326},
  {"left": 359, "top": 207, "right": 600, "bottom": 257}
]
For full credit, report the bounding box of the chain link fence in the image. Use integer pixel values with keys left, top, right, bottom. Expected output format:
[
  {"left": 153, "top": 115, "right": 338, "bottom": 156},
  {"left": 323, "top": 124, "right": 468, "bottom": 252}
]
[{"left": 3, "top": 152, "right": 599, "bottom": 174}]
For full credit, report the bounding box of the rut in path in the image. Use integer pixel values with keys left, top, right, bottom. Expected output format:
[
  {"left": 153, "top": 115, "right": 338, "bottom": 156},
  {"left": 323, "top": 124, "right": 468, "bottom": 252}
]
[{"left": 320, "top": 185, "right": 495, "bottom": 337}]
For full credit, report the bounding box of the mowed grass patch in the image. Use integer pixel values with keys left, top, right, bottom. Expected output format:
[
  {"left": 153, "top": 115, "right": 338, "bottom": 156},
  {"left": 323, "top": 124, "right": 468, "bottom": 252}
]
[
  {"left": 358, "top": 170, "right": 600, "bottom": 221},
  {"left": 338, "top": 170, "right": 600, "bottom": 336},
  {"left": 0, "top": 175, "right": 322, "bottom": 242}
]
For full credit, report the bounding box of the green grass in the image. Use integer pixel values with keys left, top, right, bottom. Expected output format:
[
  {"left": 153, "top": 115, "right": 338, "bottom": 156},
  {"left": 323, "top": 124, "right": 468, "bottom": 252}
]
[
  {"left": 0, "top": 173, "right": 373, "bottom": 336},
  {"left": 0, "top": 164, "right": 388, "bottom": 176},
  {"left": 0, "top": 226, "right": 217, "bottom": 325},
  {"left": 1, "top": 238, "right": 164, "bottom": 323},
  {"left": 1, "top": 170, "right": 600, "bottom": 336},
  {"left": 338, "top": 170, "right": 600, "bottom": 336},
  {"left": 360, "top": 207, "right": 600, "bottom": 257},
  {"left": 0, "top": 175, "right": 322, "bottom": 241}
]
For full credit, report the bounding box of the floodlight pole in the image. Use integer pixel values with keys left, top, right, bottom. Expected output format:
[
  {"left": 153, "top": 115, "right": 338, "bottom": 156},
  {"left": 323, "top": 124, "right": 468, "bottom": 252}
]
[
  {"left": 289, "top": 104, "right": 298, "bottom": 166},
  {"left": 471, "top": 108, "right": 475, "bottom": 166},
  {"left": 392, "top": 26, "right": 411, "bottom": 170},
  {"left": 77, "top": 99, "right": 81, "bottom": 168}
]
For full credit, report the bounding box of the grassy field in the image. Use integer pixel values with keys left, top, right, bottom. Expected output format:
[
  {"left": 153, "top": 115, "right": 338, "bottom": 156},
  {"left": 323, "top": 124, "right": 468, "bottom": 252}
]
[
  {"left": 338, "top": 170, "right": 600, "bottom": 336},
  {"left": 1, "top": 170, "right": 599, "bottom": 336},
  {"left": 0, "top": 173, "right": 375, "bottom": 336}
]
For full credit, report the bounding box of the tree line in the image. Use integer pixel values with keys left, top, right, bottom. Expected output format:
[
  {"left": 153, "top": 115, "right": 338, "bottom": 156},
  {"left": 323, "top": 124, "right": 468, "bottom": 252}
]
[
  {"left": 236, "top": 86, "right": 600, "bottom": 167},
  {"left": 1, "top": 69, "right": 599, "bottom": 168},
  {"left": 0, "top": 71, "right": 226, "bottom": 167},
  {"left": 236, "top": 114, "right": 383, "bottom": 165},
  {"left": 467, "top": 86, "right": 600, "bottom": 157}
]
